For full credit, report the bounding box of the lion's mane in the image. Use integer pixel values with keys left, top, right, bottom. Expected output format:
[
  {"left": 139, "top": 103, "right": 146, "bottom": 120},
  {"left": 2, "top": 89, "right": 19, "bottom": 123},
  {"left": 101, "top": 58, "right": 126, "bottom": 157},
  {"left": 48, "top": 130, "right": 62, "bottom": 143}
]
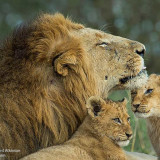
[{"left": 0, "top": 14, "right": 96, "bottom": 159}]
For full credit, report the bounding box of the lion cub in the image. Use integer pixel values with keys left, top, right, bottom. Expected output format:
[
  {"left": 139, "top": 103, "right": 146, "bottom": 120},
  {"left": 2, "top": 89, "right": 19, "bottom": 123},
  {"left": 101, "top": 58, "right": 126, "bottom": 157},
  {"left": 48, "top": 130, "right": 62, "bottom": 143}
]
[
  {"left": 21, "top": 96, "right": 132, "bottom": 160},
  {"left": 131, "top": 74, "right": 160, "bottom": 157}
]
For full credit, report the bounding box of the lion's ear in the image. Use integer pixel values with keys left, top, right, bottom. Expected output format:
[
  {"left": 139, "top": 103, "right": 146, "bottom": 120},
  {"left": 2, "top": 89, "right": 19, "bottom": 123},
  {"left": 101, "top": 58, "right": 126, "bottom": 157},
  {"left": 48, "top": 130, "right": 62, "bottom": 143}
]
[
  {"left": 53, "top": 51, "right": 78, "bottom": 76},
  {"left": 87, "top": 96, "right": 106, "bottom": 117},
  {"left": 52, "top": 37, "right": 83, "bottom": 77}
]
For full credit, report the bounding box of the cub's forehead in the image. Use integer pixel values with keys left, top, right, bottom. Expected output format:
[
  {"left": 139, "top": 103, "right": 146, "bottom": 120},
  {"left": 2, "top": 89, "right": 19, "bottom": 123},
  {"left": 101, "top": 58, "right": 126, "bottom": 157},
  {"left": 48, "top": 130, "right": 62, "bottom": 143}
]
[
  {"left": 116, "top": 105, "right": 129, "bottom": 117},
  {"left": 108, "top": 103, "right": 127, "bottom": 114},
  {"left": 133, "top": 86, "right": 146, "bottom": 94},
  {"left": 109, "top": 108, "right": 128, "bottom": 119},
  {"left": 135, "top": 82, "right": 154, "bottom": 94},
  {"left": 141, "top": 78, "right": 157, "bottom": 90}
]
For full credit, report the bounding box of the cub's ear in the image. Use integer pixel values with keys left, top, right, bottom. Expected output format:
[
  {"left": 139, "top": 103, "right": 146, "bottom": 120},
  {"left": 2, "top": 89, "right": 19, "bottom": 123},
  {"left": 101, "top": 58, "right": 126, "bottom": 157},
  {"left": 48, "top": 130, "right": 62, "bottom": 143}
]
[
  {"left": 119, "top": 97, "right": 128, "bottom": 107},
  {"left": 149, "top": 74, "right": 160, "bottom": 86},
  {"left": 87, "top": 96, "right": 106, "bottom": 117},
  {"left": 149, "top": 74, "right": 160, "bottom": 82},
  {"left": 150, "top": 74, "right": 158, "bottom": 79}
]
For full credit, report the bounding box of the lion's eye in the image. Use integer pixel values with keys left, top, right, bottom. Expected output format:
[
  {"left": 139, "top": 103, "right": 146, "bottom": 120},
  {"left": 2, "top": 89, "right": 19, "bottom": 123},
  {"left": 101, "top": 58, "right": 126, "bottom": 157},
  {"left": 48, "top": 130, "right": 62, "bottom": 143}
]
[
  {"left": 98, "top": 42, "right": 108, "bottom": 47},
  {"left": 113, "top": 118, "right": 121, "bottom": 124},
  {"left": 145, "top": 89, "right": 153, "bottom": 95},
  {"left": 127, "top": 117, "right": 130, "bottom": 122}
]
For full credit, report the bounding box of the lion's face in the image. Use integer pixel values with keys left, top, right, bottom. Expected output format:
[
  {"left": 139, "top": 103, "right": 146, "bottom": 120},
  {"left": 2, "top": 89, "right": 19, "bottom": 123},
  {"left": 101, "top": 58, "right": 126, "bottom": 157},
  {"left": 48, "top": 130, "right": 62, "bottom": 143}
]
[
  {"left": 131, "top": 74, "right": 160, "bottom": 118},
  {"left": 87, "top": 97, "right": 132, "bottom": 147},
  {"left": 72, "top": 28, "right": 148, "bottom": 93},
  {"left": 28, "top": 14, "right": 148, "bottom": 96}
]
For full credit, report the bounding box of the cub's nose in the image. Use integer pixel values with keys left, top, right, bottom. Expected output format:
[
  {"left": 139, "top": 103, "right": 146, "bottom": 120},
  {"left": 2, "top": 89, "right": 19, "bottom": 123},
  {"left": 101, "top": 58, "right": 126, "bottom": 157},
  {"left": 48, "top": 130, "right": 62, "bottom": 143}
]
[
  {"left": 136, "top": 48, "right": 145, "bottom": 58},
  {"left": 125, "top": 133, "right": 132, "bottom": 138},
  {"left": 133, "top": 104, "right": 140, "bottom": 109}
]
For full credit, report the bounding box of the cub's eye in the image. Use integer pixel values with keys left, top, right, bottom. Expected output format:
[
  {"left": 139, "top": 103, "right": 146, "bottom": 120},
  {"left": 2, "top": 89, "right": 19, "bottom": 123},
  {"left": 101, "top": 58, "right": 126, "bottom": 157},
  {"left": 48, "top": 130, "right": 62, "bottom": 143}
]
[
  {"left": 145, "top": 89, "right": 153, "bottom": 95},
  {"left": 112, "top": 118, "right": 121, "bottom": 124},
  {"left": 127, "top": 117, "right": 130, "bottom": 122},
  {"left": 98, "top": 42, "right": 108, "bottom": 47}
]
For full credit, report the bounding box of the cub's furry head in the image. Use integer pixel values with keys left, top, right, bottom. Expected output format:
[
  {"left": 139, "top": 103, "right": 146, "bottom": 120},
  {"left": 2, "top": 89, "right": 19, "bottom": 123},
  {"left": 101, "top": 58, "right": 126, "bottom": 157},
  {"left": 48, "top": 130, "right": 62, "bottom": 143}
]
[
  {"left": 131, "top": 74, "right": 160, "bottom": 118},
  {"left": 87, "top": 96, "right": 132, "bottom": 147}
]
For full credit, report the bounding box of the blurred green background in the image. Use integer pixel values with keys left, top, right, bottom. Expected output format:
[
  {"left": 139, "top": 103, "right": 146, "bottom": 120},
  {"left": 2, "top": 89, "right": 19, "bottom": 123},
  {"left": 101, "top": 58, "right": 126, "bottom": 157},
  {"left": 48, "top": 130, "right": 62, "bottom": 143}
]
[{"left": 0, "top": 0, "right": 160, "bottom": 155}]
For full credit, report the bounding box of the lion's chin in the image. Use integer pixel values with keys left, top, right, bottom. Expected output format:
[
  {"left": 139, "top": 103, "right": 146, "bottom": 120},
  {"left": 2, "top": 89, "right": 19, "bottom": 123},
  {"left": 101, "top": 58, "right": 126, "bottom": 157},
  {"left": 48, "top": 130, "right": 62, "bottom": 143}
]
[
  {"left": 134, "top": 111, "right": 151, "bottom": 118},
  {"left": 117, "top": 140, "right": 130, "bottom": 147},
  {"left": 120, "top": 70, "right": 148, "bottom": 90}
]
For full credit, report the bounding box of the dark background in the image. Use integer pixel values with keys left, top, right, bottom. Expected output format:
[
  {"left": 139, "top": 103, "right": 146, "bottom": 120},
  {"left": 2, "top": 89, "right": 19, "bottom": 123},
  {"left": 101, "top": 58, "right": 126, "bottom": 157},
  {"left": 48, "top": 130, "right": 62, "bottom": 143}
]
[
  {"left": 0, "top": 0, "right": 160, "bottom": 74},
  {"left": 0, "top": 0, "right": 159, "bottom": 155}
]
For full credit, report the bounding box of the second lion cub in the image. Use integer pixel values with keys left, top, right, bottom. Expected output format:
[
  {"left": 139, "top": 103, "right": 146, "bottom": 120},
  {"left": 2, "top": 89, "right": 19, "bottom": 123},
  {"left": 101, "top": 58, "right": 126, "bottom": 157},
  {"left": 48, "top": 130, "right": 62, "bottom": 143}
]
[
  {"left": 21, "top": 96, "right": 132, "bottom": 160},
  {"left": 131, "top": 74, "right": 160, "bottom": 157}
]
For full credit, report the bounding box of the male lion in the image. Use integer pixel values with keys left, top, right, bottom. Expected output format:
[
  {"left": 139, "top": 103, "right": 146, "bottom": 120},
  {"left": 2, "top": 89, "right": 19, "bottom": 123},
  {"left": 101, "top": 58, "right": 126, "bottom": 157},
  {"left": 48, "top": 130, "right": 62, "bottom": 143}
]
[
  {"left": 21, "top": 97, "right": 132, "bottom": 160},
  {"left": 131, "top": 74, "right": 160, "bottom": 158},
  {"left": 0, "top": 13, "right": 147, "bottom": 159}
]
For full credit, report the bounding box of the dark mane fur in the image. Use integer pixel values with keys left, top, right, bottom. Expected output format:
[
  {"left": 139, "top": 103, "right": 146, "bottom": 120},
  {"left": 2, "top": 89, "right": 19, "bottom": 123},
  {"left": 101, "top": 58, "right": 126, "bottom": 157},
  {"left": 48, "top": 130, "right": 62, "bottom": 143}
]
[{"left": 0, "top": 13, "right": 96, "bottom": 160}]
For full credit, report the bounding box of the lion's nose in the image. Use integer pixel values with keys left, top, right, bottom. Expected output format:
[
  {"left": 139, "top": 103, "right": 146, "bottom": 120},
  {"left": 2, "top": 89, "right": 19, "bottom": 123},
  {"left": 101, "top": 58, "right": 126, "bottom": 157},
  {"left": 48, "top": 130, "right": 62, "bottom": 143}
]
[
  {"left": 125, "top": 132, "right": 132, "bottom": 138},
  {"left": 136, "top": 48, "right": 145, "bottom": 58},
  {"left": 133, "top": 104, "right": 140, "bottom": 109}
]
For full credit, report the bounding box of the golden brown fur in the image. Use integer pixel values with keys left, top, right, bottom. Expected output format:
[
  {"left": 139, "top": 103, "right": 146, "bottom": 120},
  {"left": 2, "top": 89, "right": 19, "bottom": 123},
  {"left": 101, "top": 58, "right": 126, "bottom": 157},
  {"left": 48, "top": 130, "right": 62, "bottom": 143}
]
[
  {"left": 131, "top": 74, "right": 160, "bottom": 157},
  {"left": 0, "top": 13, "right": 147, "bottom": 159},
  {"left": 20, "top": 96, "right": 132, "bottom": 160}
]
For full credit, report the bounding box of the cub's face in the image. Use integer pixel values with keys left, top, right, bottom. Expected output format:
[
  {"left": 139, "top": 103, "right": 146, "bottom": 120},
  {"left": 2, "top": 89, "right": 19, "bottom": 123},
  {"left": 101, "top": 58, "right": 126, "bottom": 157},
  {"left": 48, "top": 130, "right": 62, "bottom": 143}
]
[
  {"left": 73, "top": 28, "right": 148, "bottom": 92},
  {"left": 131, "top": 74, "right": 160, "bottom": 118},
  {"left": 87, "top": 97, "right": 132, "bottom": 147}
]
